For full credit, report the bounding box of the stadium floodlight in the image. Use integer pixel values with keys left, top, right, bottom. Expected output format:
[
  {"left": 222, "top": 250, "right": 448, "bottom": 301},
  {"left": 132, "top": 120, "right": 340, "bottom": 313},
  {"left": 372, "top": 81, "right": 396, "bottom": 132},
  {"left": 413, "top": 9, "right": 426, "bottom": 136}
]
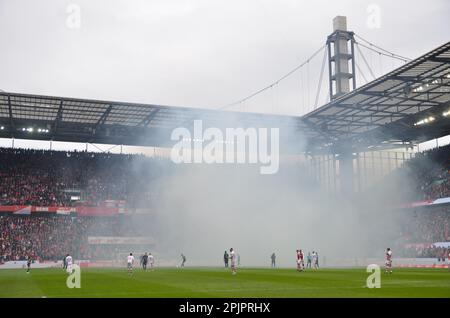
[
  {"left": 414, "top": 116, "right": 435, "bottom": 126},
  {"left": 0, "top": 126, "right": 4, "bottom": 130},
  {"left": 413, "top": 86, "right": 424, "bottom": 93}
]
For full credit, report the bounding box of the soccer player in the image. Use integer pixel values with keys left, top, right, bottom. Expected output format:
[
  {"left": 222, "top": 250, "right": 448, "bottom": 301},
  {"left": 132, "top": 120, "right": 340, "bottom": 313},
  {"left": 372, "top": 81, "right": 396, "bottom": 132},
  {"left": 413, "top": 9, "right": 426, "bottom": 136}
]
[
  {"left": 270, "top": 253, "right": 276, "bottom": 268},
  {"left": 229, "top": 248, "right": 237, "bottom": 275},
  {"left": 300, "top": 249, "right": 305, "bottom": 270},
  {"left": 315, "top": 251, "right": 320, "bottom": 269},
  {"left": 224, "top": 251, "right": 229, "bottom": 268},
  {"left": 296, "top": 249, "right": 304, "bottom": 271},
  {"left": 385, "top": 248, "right": 393, "bottom": 274},
  {"left": 313, "top": 251, "right": 319, "bottom": 269},
  {"left": 148, "top": 253, "right": 154, "bottom": 270},
  {"left": 65, "top": 254, "right": 73, "bottom": 274},
  {"left": 448, "top": 249, "right": 450, "bottom": 271},
  {"left": 307, "top": 252, "right": 312, "bottom": 269},
  {"left": 127, "top": 253, "right": 135, "bottom": 274},
  {"left": 142, "top": 252, "right": 148, "bottom": 271},
  {"left": 181, "top": 254, "right": 186, "bottom": 267},
  {"left": 26, "top": 255, "right": 32, "bottom": 273}
]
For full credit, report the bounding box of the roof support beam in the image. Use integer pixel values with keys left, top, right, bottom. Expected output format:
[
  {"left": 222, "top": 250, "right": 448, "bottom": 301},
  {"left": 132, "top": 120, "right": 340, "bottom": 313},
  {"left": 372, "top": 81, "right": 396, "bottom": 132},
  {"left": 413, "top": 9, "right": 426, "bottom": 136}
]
[
  {"left": 333, "top": 104, "right": 405, "bottom": 115},
  {"left": 8, "top": 95, "right": 14, "bottom": 137},
  {"left": 429, "top": 57, "right": 450, "bottom": 63},
  {"left": 138, "top": 108, "right": 160, "bottom": 127},
  {"left": 391, "top": 75, "right": 450, "bottom": 85},
  {"left": 52, "top": 99, "right": 64, "bottom": 138},
  {"left": 88, "top": 104, "right": 113, "bottom": 142},
  {"left": 302, "top": 117, "right": 333, "bottom": 141},
  {"left": 94, "top": 104, "right": 113, "bottom": 130},
  {"left": 360, "top": 91, "right": 440, "bottom": 105}
]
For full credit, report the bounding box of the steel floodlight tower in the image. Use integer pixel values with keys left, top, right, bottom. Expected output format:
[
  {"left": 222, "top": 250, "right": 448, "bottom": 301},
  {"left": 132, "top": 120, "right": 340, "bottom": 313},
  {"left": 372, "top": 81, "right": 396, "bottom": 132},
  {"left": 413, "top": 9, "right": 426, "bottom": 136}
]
[
  {"left": 326, "top": 16, "right": 357, "bottom": 194},
  {"left": 327, "top": 16, "right": 357, "bottom": 100}
]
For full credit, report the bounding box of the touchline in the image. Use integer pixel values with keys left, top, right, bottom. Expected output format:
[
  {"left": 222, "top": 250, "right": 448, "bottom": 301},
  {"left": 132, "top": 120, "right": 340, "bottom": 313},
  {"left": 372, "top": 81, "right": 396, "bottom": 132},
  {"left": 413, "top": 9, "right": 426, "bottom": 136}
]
[{"left": 170, "top": 120, "right": 279, "bottom": 174}]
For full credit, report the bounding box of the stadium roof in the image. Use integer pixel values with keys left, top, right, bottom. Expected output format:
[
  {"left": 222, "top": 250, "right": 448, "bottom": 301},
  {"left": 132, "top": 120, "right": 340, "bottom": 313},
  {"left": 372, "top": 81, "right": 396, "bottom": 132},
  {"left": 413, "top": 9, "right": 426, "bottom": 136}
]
[
  {"left": 0, "top": 92, "right": 319, "bottom": 152},
  {"left": 0, "top": 41, "right": 449, "bottom": 154},
  {"left": 304, "top": 41, "right": 450, "bottom": 152}
]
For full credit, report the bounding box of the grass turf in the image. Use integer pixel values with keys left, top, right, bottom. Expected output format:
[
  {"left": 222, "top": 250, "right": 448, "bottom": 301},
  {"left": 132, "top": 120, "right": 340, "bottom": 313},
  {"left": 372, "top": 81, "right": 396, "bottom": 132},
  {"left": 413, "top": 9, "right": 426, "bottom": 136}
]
[{"left": 0, "top": 267, "right": 449, "bottom": 298}]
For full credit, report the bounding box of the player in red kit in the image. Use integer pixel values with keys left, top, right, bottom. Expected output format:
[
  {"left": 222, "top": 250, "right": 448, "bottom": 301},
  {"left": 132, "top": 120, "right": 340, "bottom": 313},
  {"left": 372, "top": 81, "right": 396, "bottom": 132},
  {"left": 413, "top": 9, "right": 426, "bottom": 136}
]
[
  {"left": 385, "top": 248, "right": 393, "bottom": 274},
  {"left": 296, "top": 249, "right": 305, "bottom": 271}
]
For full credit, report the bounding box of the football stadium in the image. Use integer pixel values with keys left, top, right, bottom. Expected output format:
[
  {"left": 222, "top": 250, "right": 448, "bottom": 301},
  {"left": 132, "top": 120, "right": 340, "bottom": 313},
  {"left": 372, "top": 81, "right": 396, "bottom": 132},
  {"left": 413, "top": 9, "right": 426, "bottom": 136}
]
[{"left": 0, "top": 0, "right": 449, "bottom": 305}]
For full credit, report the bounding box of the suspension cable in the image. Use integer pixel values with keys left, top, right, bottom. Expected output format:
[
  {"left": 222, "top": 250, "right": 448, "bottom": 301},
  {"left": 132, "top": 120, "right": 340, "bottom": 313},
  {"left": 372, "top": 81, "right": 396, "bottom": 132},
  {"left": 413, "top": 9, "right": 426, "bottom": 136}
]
[
  {"left": 355, "top": 43, "right": 376, "bottom": 80},
  {"left": 218, "top": 35, "right": 410, "bottom": 111},
  {"left": 355, "top": 61, "right": 369, "bottom": 84},
  {"left": 218, "top": 44, "right": 326, "bottom": 110},
  {"left": 354, "top": 34, "right": 411, "bottom": 62},
  {"left": 314, "top": 47, "right": 328, "bottom": 109}
]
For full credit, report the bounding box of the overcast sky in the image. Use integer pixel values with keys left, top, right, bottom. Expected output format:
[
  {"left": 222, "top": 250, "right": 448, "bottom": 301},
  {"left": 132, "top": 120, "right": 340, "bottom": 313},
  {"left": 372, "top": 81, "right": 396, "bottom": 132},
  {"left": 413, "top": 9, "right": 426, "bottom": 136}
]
[{"left": 0, "top": 0, "right": 449, "bottom": 114}]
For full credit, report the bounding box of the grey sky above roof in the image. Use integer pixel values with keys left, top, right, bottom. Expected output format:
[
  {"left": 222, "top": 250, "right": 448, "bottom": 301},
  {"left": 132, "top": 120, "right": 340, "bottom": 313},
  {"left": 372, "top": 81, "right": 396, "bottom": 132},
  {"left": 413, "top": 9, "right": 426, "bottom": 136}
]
[{"left": 0, "top": 0, "right": 449, "bottom": 115}]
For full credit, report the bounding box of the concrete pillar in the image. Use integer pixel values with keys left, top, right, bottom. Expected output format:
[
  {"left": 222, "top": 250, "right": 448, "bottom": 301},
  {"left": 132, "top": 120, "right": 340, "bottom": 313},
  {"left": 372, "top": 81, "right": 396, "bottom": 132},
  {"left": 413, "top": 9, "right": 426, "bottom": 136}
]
[{"left": 339, "top": 152, "right": 354, "bottom": 195}]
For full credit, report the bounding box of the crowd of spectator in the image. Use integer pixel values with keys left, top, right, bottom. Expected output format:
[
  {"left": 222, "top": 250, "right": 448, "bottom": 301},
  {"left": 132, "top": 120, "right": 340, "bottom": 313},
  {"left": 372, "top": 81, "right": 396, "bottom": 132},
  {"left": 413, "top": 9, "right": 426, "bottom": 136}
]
[
  {"left": 399, "top": 208, "right": 450, "bottom": 243},
  {"left": 403, "top": 144, "right": 450, "bottom": 201},
  {"left": 389, "top": 144, "right": 450, "bottom": 258},
  {"left": 400, "top": 245, "right": 449, "bottom": 260},
  {"left": 394, "top": 206, "right": 449, "bottom": 257},
  {"left": 0, "top": 214, "right": 148, "bottom": 263},
  {"left": 0, "top": 147, "right": 170, "bottom": 207}
]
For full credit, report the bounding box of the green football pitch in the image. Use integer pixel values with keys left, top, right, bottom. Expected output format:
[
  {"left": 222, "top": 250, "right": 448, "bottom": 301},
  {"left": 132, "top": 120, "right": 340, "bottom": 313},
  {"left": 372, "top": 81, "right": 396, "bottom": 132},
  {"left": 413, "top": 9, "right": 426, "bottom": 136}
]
[{"left": 0, "top": 267, "right": 449, "bottom": 298}]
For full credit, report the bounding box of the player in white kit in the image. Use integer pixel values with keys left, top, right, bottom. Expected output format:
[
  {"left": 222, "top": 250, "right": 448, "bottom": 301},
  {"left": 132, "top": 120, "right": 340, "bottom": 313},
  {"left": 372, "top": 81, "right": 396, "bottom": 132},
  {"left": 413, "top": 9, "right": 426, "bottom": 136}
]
[
  {"left": 229, "top": 248, "right": 237, "bottom": 275},
  {"left": 385, "top": 248, "right": 393, "bottom": 274},
  {"left": 127, "top": 253, "right": 135, "bottom": 274},
  {"left": 148, "top": 253, "right": 154, "bottom": 270},
  {"left": 448, "top": 250, "right": 450, "bottom": 271},
  {"left": 65, "top": 254, "right": 73, "bottom": 274}
]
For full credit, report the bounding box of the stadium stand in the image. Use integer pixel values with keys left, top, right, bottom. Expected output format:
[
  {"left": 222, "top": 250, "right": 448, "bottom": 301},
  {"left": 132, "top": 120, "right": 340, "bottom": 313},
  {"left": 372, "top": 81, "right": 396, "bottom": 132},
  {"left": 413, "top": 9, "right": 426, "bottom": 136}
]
[
  {"left": 0, "top": 147, "right": 169, "bottom": 207},
  {"left": 0, "top": 214, "right": 149, "bottom": 263},
  {"left": 387, "top": 144, "right": 450, "bottom": 259},
  {"left": 403, "top": 144, "right": 450, "bottom": 201},
  {"left": 0, "top": 145, "right": 449, "bottom": 262},
  {"left": 397, "top": 207, "right": 449, "bottom": 258}
]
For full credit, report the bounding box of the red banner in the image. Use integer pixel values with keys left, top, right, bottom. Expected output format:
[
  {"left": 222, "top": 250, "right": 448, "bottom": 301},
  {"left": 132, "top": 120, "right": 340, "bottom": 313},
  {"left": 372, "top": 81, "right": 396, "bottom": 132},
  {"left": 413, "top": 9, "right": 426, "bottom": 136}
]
[
  {"left": 76, "top": 206, "right": 119, "bottom": 216},
  {"left": 0, "top": 205, "right": 118, "bottom": 216}
]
